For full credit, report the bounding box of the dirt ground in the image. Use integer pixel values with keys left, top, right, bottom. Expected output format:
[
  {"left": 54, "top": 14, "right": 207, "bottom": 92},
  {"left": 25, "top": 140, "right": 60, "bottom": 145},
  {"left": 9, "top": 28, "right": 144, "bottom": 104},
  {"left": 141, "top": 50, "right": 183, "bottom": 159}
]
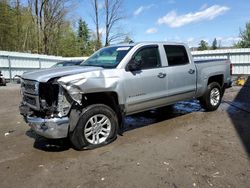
[{"left": 0, "top": 79, "right": 249, "bottom": 188}]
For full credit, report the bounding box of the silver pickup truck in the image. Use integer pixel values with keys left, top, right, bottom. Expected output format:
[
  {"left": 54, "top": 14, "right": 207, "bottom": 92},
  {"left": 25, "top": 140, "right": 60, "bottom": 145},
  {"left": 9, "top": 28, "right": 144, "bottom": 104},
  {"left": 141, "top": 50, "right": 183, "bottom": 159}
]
[{"left": 19, "top": 42, "right": 231, "bottom": 149}]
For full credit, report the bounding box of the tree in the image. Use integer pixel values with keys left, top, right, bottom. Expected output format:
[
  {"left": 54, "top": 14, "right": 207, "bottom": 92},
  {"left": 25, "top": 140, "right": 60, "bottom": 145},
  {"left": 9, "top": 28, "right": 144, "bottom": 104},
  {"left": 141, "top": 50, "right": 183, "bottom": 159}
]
[
  {"left": 235, "top": 21, "right": 250, "bottom": 48},
  {"left": 90, "top": 0, "right": 101, "bottom": 50},
  {"left": 57, "top": 23, "right": 81, "bottom": 57},
  {"left": 27, "top": 0, "right": 44, "bottom": 53},
  {"left": 77, "top": 19, "right": 95, "bottom": 56},
  {"left": 89, "top": 0, "right": 126, "bottom": 48},
  {"left": 0, "top": 0, "right": 28, "bottom": 51},
  {"left": 104, "top": 0, "right": 125, "bottom": 46},
  {"left": 14, "top": 0, "right": 22, "bottom": 51},
  {"left": 0, "top": 1, "right": 98, "bottom": 57},
  {"left": 123, "top": 36, "right": 133, "bottom": 43},
  {"left": 43, "top": 0, "right": 69, "bottom": 54},
  {"left": 0, "top": 0, "right": 15, "bottom": 51},
  {"left": 78, "top": 19, "right": 89, "bottom": 42},
  {"left": 212, "top": 38, "right": 218, "bottom": 50},
  {"left": 27, "top": 0, "right": 70, "bottom": 54},
  {"left": 198, "top": 40, "right": 209, "bottom": 51}
]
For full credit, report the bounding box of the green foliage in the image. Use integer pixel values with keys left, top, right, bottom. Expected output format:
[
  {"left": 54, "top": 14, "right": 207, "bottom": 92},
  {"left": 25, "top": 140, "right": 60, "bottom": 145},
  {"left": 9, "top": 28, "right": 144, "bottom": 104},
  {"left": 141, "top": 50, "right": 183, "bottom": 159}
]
[
  {"left": 212, "top": 38, "right": 218, "bottom": 50},
  {"left": 235, "top": 22, "right": 250, "bottom": 48},
  {"left": 77, "top": 19, "right": 94, "bottom": 56},
  {"left": 0, "top": 1, "right": 16, "bottom": 51},
  {"left": 0, "top": 1, "right": 35, "bottom": 52},
  {"left": 93, "top": 39, "right": 102, "bottom": 51},
  {"left": 0, "top": 1, "right": 97, "bottom": 57},
  {"left": 198, "top": 40, "right": 209, "bottom": 51},
  {"left": 57, "top": 25, "right": 81, "bottom": 57},
  {"left": 78, "top": 19, "right": 89, "bottom": 42}
]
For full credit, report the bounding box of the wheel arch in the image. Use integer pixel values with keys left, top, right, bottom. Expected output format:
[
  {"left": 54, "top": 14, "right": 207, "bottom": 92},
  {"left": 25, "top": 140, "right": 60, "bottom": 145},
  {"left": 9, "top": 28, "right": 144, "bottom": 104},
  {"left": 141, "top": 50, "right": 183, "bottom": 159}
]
[
  {"left": 69, "top": 91, "right": 123, "bottom": 133},
  {"left": 207, "top": 74, "right": 224, "bottom": 87}
]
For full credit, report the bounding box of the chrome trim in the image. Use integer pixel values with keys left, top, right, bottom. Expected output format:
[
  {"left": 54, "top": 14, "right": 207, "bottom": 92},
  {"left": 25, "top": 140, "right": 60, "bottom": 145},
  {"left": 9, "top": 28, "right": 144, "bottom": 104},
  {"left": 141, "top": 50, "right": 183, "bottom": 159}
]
[
  {"left": 23, "top": 93, "right": 40, "bottom": 110},
  {"left": 21, "top": 79, "right": 40, "bottom": 110},
  {"left": 22, "top": 80, "right": 39, "bottom": 95},
  {"left": 27, "top": 116, "right": 69, "bottom": 139}
]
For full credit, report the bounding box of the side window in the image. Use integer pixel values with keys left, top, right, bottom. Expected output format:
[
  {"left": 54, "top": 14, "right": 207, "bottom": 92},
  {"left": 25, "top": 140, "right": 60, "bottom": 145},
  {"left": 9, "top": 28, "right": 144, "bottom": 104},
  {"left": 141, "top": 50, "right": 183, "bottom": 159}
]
[
  {"left": 164, "top": 45, "right": 189, "bottom": 66},
  {"left": 134, "top": 47, "right": 161, "bottom": 69}
]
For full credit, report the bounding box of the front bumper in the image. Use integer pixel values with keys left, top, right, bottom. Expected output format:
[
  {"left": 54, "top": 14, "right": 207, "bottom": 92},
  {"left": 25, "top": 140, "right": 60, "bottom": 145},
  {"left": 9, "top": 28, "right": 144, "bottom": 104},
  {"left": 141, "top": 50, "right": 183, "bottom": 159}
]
[
  {"left": 27, "top": 116, "right": 69, "bottom": 139},
  {"left": 20, "top": 104, "right": 69, "bottom": 139}
]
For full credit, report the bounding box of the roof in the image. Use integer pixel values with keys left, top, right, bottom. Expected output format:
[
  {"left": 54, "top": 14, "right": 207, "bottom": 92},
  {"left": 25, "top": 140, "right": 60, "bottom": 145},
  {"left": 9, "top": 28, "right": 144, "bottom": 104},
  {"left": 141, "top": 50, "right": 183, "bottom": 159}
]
[{"left": 111, "top": 41, "right": 187, "bottom": 47}]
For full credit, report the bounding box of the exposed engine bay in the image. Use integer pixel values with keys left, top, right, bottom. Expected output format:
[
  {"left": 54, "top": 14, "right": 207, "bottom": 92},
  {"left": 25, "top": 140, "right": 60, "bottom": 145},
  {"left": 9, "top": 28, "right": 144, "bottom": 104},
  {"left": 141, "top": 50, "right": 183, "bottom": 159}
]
[{"left": 20, "top": 78, "right": 72, "bottom": 119}]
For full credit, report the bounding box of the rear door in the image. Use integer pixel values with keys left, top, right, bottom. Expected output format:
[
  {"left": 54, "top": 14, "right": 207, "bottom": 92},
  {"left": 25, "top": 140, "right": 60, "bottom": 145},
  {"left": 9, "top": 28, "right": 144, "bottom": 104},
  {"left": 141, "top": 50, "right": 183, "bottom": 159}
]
[{"left": 164, "top": 45, "right": 196, "bottom": 101}]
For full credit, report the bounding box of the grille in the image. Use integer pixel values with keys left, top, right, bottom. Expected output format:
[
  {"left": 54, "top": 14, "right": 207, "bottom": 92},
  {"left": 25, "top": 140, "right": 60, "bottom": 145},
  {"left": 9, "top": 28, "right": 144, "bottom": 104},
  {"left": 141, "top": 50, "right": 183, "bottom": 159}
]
[
  {"left": 25, "top": 83, "right": 36, "bottom": 91},
  {"left": 23, "top": 93, "right": 39, "bottom": 110},
  {"left": 21, "top": 80, "right": 40, "bottom": 110},
  {"left": 24, "top": 95, "right": 36, "bottom": 106},
  {"left": 22, "top": 80, "right": 39, "bottom": 95}
]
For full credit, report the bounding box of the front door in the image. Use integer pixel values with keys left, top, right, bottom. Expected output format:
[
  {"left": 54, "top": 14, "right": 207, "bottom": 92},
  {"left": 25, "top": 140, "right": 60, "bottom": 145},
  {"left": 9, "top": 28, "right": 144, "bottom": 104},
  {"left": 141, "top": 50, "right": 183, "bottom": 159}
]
[{"left": 123, "top": 46, "right": 168, "bottom": 114}]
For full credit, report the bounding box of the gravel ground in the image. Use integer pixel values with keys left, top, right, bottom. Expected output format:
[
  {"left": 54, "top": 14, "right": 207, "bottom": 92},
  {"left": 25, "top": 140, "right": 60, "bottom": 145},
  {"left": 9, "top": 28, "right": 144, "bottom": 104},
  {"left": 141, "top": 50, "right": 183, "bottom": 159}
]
[{"left": 0, "top": 80, "right": 249, "bottom": 188}]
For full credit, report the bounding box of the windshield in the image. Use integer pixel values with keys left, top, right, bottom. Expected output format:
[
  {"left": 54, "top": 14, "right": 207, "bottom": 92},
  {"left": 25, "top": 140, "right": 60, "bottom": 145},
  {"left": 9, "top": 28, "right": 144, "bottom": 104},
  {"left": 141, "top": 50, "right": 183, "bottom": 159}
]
[{"left": 81, "top": 46, "right": 132, "bottom": 68}]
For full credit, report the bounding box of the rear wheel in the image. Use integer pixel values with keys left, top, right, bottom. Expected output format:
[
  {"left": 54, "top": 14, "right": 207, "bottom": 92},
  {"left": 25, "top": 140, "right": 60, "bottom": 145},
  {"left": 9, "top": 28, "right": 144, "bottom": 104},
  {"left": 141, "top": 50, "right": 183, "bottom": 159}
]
[
  {"left": 70, "top": 104, "right": 118, "bottom": 150},
  {"left": 199, "top": 82, "right": 222, "bottom": 111}
]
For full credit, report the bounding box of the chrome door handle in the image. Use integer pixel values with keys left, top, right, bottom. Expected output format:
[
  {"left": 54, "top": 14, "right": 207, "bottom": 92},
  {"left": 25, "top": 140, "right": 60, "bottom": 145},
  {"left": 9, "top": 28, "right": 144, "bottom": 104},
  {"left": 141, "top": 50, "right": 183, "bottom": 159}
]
[
  {"left": 157, "top": 72, "right": 166, "bottom": 78},
  {"left": 188, "top": 69, "right": 195, "bottom": 74}
]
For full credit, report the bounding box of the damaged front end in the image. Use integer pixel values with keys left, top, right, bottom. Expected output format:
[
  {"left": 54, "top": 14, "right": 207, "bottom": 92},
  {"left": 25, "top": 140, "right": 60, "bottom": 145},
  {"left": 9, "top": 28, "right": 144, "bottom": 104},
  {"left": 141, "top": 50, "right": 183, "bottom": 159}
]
[
  {"left": 19, "top": 70, "right": 119, "bottom": 139},
  {"left": 20, "top": 78, "right": 74, "bottom": 138}
]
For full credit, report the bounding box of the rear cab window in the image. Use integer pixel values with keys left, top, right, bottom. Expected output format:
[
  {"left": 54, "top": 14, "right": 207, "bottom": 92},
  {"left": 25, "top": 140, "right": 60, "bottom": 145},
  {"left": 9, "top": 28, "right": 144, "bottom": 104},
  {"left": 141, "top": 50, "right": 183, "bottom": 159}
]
[{"left": 164, "top": 45, "right": 189, "bottom": 66}]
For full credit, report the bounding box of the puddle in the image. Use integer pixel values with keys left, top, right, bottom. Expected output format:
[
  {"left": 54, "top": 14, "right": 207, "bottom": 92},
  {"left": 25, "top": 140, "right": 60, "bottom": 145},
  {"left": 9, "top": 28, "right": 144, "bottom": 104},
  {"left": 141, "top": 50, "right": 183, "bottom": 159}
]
[
  {"left": 174, "top": 100, "right": 202, "bottom": 114},
  {"left": 124, "top": 99, "right": 202, "bottom": 131}
]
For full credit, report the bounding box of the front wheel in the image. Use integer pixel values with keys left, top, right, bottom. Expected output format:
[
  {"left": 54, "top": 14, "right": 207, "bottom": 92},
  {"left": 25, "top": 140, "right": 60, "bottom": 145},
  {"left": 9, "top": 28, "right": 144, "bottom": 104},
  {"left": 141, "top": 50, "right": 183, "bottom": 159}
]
[
  {"left": 199, "top": 82, "right": 222, "bottom": 111},
  {"left": 70, "top": 104, "right": 118, "bottom": 150}
]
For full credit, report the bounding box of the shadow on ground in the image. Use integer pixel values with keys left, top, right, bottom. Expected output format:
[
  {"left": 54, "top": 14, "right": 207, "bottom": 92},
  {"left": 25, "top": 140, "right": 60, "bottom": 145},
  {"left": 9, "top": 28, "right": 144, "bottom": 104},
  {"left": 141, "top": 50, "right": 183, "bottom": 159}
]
[
  {"left": 26, "top": 99, "right": 202, "bottom": 152},
  {"left": 26, "top": 129, "right": 71, "bottom": 152},
  {"left": 225, "top": 77, "right": 250, "bottom": 157}
]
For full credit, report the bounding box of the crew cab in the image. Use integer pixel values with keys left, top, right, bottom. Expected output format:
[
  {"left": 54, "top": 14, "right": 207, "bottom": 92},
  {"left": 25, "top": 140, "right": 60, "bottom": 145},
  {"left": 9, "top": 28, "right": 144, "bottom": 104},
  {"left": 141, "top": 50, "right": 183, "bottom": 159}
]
[{"left": 19, "top": 42, "right": 231, "bottom": 149}]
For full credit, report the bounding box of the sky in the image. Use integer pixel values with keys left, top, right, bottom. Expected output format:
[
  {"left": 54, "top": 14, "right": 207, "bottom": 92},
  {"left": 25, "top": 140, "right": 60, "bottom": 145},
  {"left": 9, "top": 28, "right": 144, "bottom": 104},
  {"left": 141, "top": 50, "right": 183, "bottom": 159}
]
[{"left": 74, "top": 0, "right": 250, "bottom": 47}]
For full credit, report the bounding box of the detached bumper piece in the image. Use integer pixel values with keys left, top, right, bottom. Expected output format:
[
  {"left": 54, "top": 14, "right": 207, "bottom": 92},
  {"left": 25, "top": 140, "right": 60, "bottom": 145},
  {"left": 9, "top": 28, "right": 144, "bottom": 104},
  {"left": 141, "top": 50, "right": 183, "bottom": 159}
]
[{"left": 27, "top": 116, "right": 69, "bottom": 139}]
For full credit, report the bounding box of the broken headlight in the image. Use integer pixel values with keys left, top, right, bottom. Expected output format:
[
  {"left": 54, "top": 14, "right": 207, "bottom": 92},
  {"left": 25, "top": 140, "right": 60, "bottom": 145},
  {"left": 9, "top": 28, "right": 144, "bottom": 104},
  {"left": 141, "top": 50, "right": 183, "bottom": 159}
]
[
  {"left": 57, "top": 76, "right": 85, "bottom": 105},
  {"left": 57, "top": 86, "right": 72, "bottom": 117}
]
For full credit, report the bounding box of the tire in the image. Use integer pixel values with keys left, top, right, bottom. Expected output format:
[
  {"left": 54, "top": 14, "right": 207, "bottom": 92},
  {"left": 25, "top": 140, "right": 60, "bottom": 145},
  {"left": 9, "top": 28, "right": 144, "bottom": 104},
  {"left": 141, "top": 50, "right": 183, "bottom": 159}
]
[
  {"left": 199, "top": 82, "right": 222, "bottom": 111},
  {"left": 158, "top": 105, "right": 174, "bottom": 113},
  {"left": 1, "top": 78, "right": 6, "bottom": 86},
  {"left": 70, "top": 104, "right": 118, "bottom": 150}
]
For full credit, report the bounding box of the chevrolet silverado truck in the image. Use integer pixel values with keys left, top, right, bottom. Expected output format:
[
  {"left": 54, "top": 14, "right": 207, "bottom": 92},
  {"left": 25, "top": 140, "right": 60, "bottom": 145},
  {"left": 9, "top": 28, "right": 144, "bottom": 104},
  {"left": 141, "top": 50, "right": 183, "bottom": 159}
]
[{"left": 19, "top": 42, "right": 231, "bottom": 150}]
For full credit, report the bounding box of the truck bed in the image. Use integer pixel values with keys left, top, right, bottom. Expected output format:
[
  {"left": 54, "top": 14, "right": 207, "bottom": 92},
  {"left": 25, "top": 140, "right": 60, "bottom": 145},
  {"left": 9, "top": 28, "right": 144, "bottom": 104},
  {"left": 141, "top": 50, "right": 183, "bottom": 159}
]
[
  {"left": 194, "top": 59, "right": 228, "bottom": 64},
  {"left": 194, "top": 58, "right": 231, "bottom": 97}
]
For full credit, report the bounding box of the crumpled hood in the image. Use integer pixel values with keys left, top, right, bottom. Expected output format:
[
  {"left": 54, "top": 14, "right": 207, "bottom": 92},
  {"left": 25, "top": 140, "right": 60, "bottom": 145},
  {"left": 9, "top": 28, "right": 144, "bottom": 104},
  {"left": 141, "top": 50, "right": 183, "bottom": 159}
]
[{"left": 21, "top": 66, "right": 103, "bottom": 82}]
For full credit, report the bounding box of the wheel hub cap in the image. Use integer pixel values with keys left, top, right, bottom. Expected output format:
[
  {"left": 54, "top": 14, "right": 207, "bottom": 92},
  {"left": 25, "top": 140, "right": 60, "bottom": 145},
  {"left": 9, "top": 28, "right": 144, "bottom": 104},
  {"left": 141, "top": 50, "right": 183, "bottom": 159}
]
[
  {"left": 210, "top": 88, "right": 220, "bottom": 106},
  {"left": 84, "top": 114, "right": 111, "bottom": 145}
]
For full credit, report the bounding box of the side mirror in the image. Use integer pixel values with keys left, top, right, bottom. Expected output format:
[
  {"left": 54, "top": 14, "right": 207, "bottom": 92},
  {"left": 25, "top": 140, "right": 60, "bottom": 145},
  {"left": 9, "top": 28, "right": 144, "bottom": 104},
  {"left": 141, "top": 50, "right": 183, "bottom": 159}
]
[{"left": 127, "top": 59, "right": 141, "bottom": 71}]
